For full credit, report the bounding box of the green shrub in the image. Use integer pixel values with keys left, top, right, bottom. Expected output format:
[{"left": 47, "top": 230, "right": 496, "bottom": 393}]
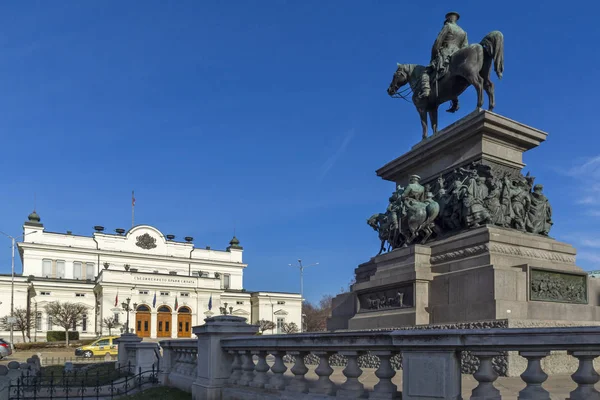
[{"left": 46, "top": 331, "right": 79, "bottom": 342}]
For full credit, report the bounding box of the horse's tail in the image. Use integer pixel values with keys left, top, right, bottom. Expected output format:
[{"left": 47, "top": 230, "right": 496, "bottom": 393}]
[{"left": 480, "top": 30, "right": 504, "bottom": 79}]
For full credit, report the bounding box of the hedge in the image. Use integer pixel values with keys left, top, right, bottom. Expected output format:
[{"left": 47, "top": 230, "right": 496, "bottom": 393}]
[{"left": 46, "top": 331, "right": 79, "bottom": 342}]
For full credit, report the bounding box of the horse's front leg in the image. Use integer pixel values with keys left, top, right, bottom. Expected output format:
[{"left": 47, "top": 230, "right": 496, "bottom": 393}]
[
  {"left": 428, "top": 108, "right": 439, "bottom": 135},
  {"left": 417, "top": 108, "right": 428, "bottom": 140}
]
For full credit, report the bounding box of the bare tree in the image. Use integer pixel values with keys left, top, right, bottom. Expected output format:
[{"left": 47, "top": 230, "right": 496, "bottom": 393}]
[
  {"left": 45, "top": 301, "right": 89, "bottom": 347},
  {"left": 102, "top": 316, "right": 121, "bottom": 336},
  {"left": 257, "top": 319, "right": 276, "bottom": 333},
  {"left": 281, "top": 322, "right": 299, "bottom": 334},
  {"left": 303, "top": 294, "right": 333, "bottom": 332},
  {"left": 0, "top": 308, "right": 34, "bottom": 342}
]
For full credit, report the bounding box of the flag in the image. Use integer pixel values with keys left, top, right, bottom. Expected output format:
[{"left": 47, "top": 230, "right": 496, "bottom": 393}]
[
  {"left": 208, "top": 294, "right": 212, "bottom": 311},
  {"left": 174, "top": 296, "right": 178, "bottom": 310},
  {"left": 152, "top": 292, "right": 156, "bottom": 308},
  {"left": 132, "top": 191, "right": 136, "bottom": 206},
  {"left": 114, "top": 292, "right": 118, "bottom": 307}
]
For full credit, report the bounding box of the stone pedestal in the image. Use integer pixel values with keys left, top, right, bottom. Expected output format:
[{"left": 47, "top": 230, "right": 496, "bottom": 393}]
[
  {"left": 114, "top": 333, "right": 141, "bottom": 371},
  {"left": 191, "top": 315, "right": 258, "bottom": 400},
  {"left": 328, "top": 111, "right": 600, "bottom": 375}
]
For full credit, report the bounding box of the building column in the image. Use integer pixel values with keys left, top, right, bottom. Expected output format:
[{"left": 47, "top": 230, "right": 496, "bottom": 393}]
[
  {"left": 171, "top": 311, "right": 178, "bottom": 338},
  {"left": 150, "top": 311, "right": 157, "bottom": 339}
]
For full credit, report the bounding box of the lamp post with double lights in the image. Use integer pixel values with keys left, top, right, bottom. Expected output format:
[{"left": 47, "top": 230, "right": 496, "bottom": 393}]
[
  {"left": 121, "top": 298, "right": 137, "bottom": 334},
  {"left": 0, "top": 230, "right": 38, "bottom": 349},
  {"left": 289, "top": 259, "right": 318, "bottom": 333}
]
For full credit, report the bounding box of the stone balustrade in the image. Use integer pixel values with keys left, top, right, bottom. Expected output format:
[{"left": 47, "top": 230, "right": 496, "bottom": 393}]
[
  {"left": 219, "top": 326, "right": 600, "bottom": 400},
  {"left": 160, "top": 339, "right": 198, "bottom": 392},
  {"left": 0, "top": 356, "right": 41, "bottom": 400}
]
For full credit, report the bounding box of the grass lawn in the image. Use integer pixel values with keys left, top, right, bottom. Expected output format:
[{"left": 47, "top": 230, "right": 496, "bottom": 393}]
[
  {"left": 119, "top": 387, "right": 191, "bottom": 399},
  {"left": 40, "top": 362, "right": 130, "bottom": 386}
]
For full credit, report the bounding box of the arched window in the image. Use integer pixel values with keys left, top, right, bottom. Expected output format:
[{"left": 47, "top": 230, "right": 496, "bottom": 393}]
[
  {"left": 178, "top": 306, "right": 191, "bottom": 313},
  {"left": 157, "top": 305, "right": 171, "bottom": 313},
  {"left": 136, "top": 305, "right": 150, "bottom": 312}
]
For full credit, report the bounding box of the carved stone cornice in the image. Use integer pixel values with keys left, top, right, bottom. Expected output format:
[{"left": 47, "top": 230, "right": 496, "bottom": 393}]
[
  {"left": 430, "top": 243, "right": 576, "bottom": 265},
  {"left": 430, "top": 244, "right": 490, "bottom": 264},
  {"left": 488, "top": 243, "right": 576, "bottom": 264}
]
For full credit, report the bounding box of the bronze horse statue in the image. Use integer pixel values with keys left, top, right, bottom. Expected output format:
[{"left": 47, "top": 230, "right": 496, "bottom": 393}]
[{"left": 387, "top": 31, "right": 504, "bottom": 140}]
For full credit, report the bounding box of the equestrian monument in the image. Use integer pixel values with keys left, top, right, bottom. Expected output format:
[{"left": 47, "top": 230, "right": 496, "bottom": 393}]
[{"left": 328, "top": 13, "right": 600, "bottom": 342}]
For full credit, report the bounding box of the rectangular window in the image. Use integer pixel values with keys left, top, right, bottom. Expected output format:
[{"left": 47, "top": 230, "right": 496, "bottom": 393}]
[
  {"left": 40, "top": 291, "right": 51, "bottom": 296},
  {"left": 236, "top": 301, "right": 244, "bottom": 305},
  {"left": 277, "top": 301, "right": 285, "bottom": 305},
  {"left": 75, "top": 293, "right": 86, "bottom": 297},
  {"left": 86, "top": 263, "right": 95, "bottom": 280},
  {"left": 73, "top": 262, "right": 82, "bottom": 279},
  {"left": 180, "top": 292, "right": 189, "bottom": 297},
  {"left": 47, "top": 316, "right": 53, "bottom": 331},
  {"left": 114, "top": 312, "right": 119, "bottom": 323},
  {"left": 82, "top": 314, "right": 87, "bottom": 332},
  {"left": 139, "top": 290, "right": 149, "bottom": 295},
  {"left": 35, "top": 312, "right": 42, "bottom": 331},
  {"left": 276, "top": 318, "right": 285, "bottom": 333},
  {"left": 160, "top": 292, "right": 169, "bottom": 296},
  {"left": 224, "top": 274, "right": 230, "bottom": 290},
  {"left": 42, "top": 259, "right": 52, "bottom": 277},
  {"left": 56, "top": 260, "right": 65, "bottom": 278}
]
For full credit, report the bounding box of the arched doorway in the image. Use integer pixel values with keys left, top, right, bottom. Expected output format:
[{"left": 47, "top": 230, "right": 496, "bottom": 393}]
[
  {"left": 157, "top": 305, "right": 172, "bottom": 338},
  {"left": 177, "top": 306, "right": 192, "bottom": 338},
  {"left": 135, "top": 305, "right": 151, "bottom": 338}
]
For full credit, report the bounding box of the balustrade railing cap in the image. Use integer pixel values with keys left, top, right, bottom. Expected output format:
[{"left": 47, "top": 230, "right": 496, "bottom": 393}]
[
  {"left": 193, "top": 315, "right": 259, "bottom": 336},
  {"left": 113, "top": 333, "right": 142, "bottom": 344}
]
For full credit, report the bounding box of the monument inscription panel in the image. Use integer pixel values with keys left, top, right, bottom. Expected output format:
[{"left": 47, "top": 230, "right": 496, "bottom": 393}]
[
  {"left": 357, "top": 282, "right": 414, "bottom": 312},
  {"left": 529, "top": 267, "right": 587, "bottom": 304}
]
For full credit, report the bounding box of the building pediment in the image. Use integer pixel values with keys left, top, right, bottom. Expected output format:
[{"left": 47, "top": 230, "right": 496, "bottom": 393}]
[
  {"left": 273, "top": 309, "right": 288, "bottom": 316},
  {"left": 232, "top": 309, "right": 250, "bottom": 316}
]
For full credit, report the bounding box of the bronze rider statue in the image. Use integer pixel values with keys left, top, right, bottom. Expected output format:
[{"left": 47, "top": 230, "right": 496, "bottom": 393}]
[{"left": 420, "top": 12, "right": 469, "bottom": 113}]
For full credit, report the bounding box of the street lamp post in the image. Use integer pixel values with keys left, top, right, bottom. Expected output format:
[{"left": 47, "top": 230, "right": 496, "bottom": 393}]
[
  {"left": 121, "top": 298, "right": 136, "bottom": 334},
  {"left": 0, "top": 230, "right": 38, "bottom": 349},
  {"left": 289, "top": 259, "right": 318, "bottom": 333}
]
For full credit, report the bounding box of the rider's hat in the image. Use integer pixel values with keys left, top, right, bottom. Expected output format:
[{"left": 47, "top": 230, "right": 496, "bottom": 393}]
[
  {"left": 445, "top": 11, "right": 460, "bottom": 21},
  {"left": 409, "top": 174, "right": 421, "bottom": 181}
]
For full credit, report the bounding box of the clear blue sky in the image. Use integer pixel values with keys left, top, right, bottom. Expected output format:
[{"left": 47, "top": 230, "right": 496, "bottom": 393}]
[{"left": 0, "top": 1, "right": 598, "bottom": 304}]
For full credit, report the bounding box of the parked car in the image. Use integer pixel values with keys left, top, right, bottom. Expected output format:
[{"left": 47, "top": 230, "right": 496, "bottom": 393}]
[
  {"left": 74, "top": 336, "right": 119, "bottom": 358},
  {"left": 0, "top": 338, "right": 12, "bottom": 359}
]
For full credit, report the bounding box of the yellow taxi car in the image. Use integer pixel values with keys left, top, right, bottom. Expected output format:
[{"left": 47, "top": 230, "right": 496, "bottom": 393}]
[{"left": 74, "top": 336, "right": 119, "bottom": 358}]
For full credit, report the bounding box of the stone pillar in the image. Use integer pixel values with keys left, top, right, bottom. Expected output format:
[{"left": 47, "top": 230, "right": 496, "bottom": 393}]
[
  {"left": 191, "top": 315, "right": 258, "bottom": 400},
  {"left": 114, "top": 333, "right": 141, "bottom": 371},
  {"left": 171, "top": 311, "right": 178, "bottom": 338},
  {"left": 150, "top": 311, "right": 157, "bottom": 339},
  {"left": 402, "top": 350, "right": 461, "bottom": 400}
]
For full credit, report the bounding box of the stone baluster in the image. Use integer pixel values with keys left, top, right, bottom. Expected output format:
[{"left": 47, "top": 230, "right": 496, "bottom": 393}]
[
  {"left": 237, "top": 350, "right": 255, "bottom": 386},
  {"left": 568, "top": 351, "right": 600, "bottom": 400},
  {"left": 286, "top": 351, "right": 309, "bottom": 393},
  {"left": 309, "top": 351, "right": 336, "bottom": 396},
  {"left": 518, "top": 351, "right": 550, "bottom": 400},
  {"left": 249, "top": 351, "right": 270, "bottom": 388},
  {"left": 370, "top": 351, "right": 400, "bottom": 399},
  {"left": 470, "top": 351, "right": 501, "bottom": 400},
  {"left": 338, "top": 351, "right": 366, "bottom": 399},
  {"left": 266, "top": 350, "right": 287, "bottom": 390},
  {"left": 228, "top": 350, "right": 242, "bottom": 384}
]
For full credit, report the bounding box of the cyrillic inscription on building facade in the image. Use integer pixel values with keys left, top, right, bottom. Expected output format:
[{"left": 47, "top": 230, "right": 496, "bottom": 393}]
[
  {"left": 358, "top": 282, "right": 414, "bottom": 312},
  {"left": 530, "top": 268, "right": 587, "bottom": 304},
  {"left": 133, "top": 276, "right": 196, "bottom": 286}
]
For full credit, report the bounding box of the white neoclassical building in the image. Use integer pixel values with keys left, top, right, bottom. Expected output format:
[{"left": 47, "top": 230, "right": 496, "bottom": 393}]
[{"left": 0, "top": 211, "right": 301, "bottom": 342}]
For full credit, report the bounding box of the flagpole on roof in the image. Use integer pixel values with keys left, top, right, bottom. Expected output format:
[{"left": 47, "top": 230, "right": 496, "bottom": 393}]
[{"left": 132, "top": 190, "right": 135, "bottom": 227}]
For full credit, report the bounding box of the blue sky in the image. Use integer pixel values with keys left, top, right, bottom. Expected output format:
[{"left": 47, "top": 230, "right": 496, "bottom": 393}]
[{"left": 0, "top": 1, "right": 598, "bottom": 304}]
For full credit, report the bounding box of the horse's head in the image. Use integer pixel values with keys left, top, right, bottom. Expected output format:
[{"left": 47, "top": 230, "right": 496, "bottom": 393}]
[{"left": 387, "top": 64, "right": 410, "bottom": 96}]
